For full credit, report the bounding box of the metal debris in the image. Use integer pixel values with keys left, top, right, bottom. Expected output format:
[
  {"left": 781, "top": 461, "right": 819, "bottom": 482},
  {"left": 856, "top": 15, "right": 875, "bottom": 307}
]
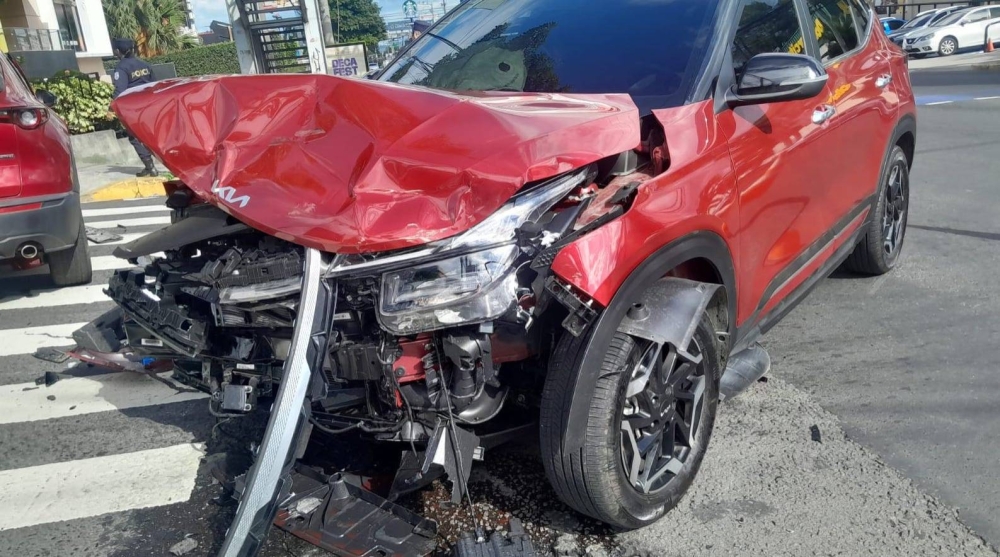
[
  {"left": 33, "top": 347, "right": 70, "bottom": 364},
  {"left": 34, "top": 371, "right": 65, "bottom": 387},
  {"left": 168, "top": 534, "right": 198, "bottom": 556},
  {"left": 84, "top": 226, "right": 123, "bottom": 244}
]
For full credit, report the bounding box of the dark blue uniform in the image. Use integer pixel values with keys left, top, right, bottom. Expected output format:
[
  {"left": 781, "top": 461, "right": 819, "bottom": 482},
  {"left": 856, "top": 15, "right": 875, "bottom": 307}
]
[
  {"left": 112, "top": 51, "right": 156, "bottom": 166},
  {"left": 112, "top": 56, "right": 154, "bottom": 99}
]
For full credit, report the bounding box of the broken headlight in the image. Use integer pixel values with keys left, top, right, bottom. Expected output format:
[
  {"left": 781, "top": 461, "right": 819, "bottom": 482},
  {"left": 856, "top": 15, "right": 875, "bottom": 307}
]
[{"left": 377, "top": 244, "right": 518, "bottom": 335}]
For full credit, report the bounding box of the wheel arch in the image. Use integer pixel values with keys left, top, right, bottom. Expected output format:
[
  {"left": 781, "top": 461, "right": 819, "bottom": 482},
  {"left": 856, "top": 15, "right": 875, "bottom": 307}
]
[
  {"left": 549, "top": 230, "right": 736, "bottom": 456},
  {"left": 894, "top": 116, "right": 916, "bottom": 169}
]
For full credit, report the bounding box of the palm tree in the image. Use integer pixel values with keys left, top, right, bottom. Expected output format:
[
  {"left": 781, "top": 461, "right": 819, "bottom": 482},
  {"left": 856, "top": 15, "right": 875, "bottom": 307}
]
[{"left": 102, "top": 0, "right": 195, "bottom": 57}]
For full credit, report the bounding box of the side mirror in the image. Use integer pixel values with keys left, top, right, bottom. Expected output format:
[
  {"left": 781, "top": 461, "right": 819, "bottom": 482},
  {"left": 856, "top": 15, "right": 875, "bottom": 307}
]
[
  {"left": 727, "top": 53, "right": 828, "bottom": 108},
  {"left": 35, "top": 90, "right": 57, "bottom": 108}
]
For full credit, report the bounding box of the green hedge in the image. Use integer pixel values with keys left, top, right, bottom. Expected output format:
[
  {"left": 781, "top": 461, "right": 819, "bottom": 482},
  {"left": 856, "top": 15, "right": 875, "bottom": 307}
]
[
  {"left": 31, "top": 72, "right": 120, "bottom": 135},
  {"left": 147, "top": 42, "right": 240, "bottom": 77}
]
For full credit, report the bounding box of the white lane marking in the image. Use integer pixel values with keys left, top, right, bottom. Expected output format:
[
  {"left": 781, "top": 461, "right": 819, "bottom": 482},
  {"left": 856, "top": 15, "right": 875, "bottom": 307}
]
[
  {"left": 92, "top": 253, "right": 163, "bottom": 271},
  {"left": 0, "top": 372, "right": 208, "bottom": 425},
  {"left": 0, "top": 443, "right": 205, "bottom": 531},
  {"left": 88, "top": 232, "right": 146, "bottom": 247},
  {"left": 974, "top": 96, "right": 1000, "bottom": 101},
  {"left": 86, "top": 216, "right": 170, "bottom": 229},
  {"left": 8, "top": 253, "right": 161, "bottom": 277},
  {"left": 925, "top": 101, "right": 953, "bottom": 106},
  {"left": 0, "top": 323, "right": 84, "bottom": 357},
  {"left": 83, "top": 197, "right": 166, "bottom": 205},
  {"left": 82, "top": 205, "right": 169, "bottom": 218},
  {"left": 0, "top": 284, "right": 109, "bottom": 311}
]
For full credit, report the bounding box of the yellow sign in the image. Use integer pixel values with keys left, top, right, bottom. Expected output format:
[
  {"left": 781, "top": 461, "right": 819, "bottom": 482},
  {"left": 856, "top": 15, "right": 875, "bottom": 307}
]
[{"left": 786, "top": 19, "right": 827, "bottom": 55}]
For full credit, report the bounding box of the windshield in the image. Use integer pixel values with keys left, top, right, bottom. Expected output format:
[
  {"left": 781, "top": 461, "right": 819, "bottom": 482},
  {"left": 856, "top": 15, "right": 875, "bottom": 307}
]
[
  {"left": 900, "top": 13, "right": 932, "bottom": 29},
  {"left": 378, "top": 0, "right": 721, "bottom": 114}
]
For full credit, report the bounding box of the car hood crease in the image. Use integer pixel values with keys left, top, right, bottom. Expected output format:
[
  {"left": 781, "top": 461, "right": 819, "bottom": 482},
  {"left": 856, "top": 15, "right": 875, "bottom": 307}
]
[{"left": 112, "top": 74, "right": 641, "bottom": 254}]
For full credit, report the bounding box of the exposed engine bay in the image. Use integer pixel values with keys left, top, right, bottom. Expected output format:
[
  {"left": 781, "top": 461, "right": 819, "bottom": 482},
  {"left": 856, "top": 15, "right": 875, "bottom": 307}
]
[{"left": 84, "top": 146, "right": 660, "bottom": 556}]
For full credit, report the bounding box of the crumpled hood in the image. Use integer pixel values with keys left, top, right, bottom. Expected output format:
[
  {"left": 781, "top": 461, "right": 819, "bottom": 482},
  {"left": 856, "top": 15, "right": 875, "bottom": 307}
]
[{"left": 112, "top": 74, "right": 640, "bottom": 253}]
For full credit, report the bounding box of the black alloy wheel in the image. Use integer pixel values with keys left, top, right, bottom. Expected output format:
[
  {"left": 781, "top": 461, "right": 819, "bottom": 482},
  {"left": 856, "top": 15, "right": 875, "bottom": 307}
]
[
  {"left": 619, "top": 340, "right": 706, "bottom": 495},
  {"left": 843, "top": 145, "right": 910, "bottom": 276},
  {"left": 882, "top": 157, "right": 908, "bottom": 266}
]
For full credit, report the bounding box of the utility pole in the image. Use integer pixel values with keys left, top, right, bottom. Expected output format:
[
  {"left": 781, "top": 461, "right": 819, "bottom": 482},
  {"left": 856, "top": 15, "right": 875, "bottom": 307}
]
[{"left": 302, "top": 0, "right": 331, "bottom": 74}]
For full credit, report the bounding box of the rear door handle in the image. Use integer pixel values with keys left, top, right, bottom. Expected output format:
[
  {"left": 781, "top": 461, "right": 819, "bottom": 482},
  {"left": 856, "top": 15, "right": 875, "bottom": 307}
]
[
  {"left": 876, "top": 74, "right": 893, "bottom": 89},
  {"left": 812, "top": 104, "right": 837, "bottom": 125}
]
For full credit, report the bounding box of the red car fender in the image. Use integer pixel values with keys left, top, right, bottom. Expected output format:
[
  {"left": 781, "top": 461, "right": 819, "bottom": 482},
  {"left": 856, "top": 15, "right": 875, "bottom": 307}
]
[{"left": 551, "top": 100, "right": 741, "bottom": 320}]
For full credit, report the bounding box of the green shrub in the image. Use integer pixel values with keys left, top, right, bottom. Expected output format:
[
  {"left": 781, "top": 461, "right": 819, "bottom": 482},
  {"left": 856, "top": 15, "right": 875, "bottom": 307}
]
[
  {"left": 32, "top": 73, "right": 119, "bottom": 135},
  {"left": 147, "top": 42, "right": 240, "bottom": 77}
]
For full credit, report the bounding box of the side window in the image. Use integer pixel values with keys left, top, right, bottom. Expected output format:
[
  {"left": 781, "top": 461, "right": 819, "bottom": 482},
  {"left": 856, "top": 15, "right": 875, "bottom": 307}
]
[
  {"left": 966, "top": 10, "right": 990, "bottom": 23},
  {"left": 850, "top": 0, "right": 871, "bottom": 34},
  {"left": 731, "top": 0, "right": 806, "bottom": 78},
  {"left": 805, "top": 0, "right": 860, "bottom": 62},
  {"left": 991, "top": 7, "right": 1000, "bottom": 18}
]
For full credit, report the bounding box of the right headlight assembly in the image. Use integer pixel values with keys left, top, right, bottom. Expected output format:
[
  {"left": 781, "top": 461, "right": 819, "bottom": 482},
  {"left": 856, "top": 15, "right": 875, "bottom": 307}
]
[
  {"left": 326, "top": 168, "right": 590, "bottom": 334},
  {"left": 377, "top": 244, "right": 519, "bottom": 335}
]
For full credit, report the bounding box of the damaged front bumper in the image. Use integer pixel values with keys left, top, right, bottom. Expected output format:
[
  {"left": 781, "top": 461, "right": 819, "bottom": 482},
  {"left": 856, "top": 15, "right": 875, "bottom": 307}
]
[{"left": 218, "top": 248, "right": 334, "bottom": 557}]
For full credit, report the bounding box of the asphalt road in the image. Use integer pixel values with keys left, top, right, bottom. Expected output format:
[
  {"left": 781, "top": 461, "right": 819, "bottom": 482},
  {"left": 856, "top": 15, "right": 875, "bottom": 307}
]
[
  {"left": 0, "top": 67, "right": 998, "bottom": 557},
  {"left": 766, "top": 65, "right": 1000, "bottom": 548}
]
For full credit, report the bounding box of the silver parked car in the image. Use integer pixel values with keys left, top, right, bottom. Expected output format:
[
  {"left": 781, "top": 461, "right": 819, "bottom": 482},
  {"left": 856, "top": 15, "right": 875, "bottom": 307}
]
[
  {"left": 905, "top": 6, "right": 1000, "bottom": 57},
  {"left": 887, "top": 7, "right": 964, "bottom": 50}
]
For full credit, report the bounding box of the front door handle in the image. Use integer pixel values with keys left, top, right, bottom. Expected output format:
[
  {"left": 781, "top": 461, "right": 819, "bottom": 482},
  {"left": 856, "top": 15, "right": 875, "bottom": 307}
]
[
  {"left": 812, "top": 104, "right": 837, "bottom": 125},
  {"left": 876, "top": 74, "right": 893, "bottom": 89}
]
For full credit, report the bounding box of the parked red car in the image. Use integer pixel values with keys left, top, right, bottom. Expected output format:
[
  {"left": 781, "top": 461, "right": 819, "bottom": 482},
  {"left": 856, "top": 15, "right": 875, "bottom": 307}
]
[
  {"left": 84, "top": 0, "right": 914, "bottom": 554},
  {"left": 0, "top": 52, "right": 91, "bottom": 286}
]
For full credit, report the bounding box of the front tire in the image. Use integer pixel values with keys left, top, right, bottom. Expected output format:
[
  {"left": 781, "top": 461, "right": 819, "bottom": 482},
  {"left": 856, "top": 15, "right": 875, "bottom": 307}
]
[
  {"left": 843, "top": 145, "right": 910, "bottom": 276},
  {"left": 49, "top": 221, "right": 93, "bottom": 286},
  {"left": 938, "top": 36, "right": 958, "bottom": 56},
  {"left": 540, "top": 313, "right": 720, "bottom": 529}
]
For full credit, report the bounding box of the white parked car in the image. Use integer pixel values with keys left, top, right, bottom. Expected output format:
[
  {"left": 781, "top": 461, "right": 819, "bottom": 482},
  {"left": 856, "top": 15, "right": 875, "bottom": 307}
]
[{"left": 905, "top": 6, "right": 1000, "bottom": 56}]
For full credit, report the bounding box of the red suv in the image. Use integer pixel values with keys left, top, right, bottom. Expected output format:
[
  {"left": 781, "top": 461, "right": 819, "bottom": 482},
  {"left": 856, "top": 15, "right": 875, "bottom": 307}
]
[
  {"left": 91, "top": 0, "right": 914, "bottom": 554},
  {"left": 0, "top": 52, "right": 91, "bottom": 286}
]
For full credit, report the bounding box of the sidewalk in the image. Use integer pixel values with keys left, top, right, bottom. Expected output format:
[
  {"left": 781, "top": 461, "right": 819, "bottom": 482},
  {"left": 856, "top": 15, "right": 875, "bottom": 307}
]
[
  {"left": 73, "top": 130, "right": 168, "bottom": 201},
  {"left": 908, "top": 50, "right": 1000, "bottom": 71}
]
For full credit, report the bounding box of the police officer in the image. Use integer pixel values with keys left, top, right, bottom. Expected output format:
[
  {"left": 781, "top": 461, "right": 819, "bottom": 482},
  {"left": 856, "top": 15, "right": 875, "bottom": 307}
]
[{"left": 111, "top": 38, "right": 158, "bottom": 177}]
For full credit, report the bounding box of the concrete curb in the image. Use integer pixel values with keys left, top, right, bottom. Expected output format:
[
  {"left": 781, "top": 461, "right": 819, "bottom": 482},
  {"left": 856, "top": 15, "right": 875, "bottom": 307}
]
[
  {"left": 83, "top": 178, "right": 166, "bottom": 202},
  {"left": 971, "top": 61, "right": 1000, "bottom": 71}
]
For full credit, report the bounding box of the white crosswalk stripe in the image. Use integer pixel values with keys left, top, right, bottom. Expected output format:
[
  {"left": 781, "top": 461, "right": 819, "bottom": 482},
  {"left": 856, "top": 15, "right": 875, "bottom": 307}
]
[
  {"left": 0, "top": 284, "right": 109, "bottom": 311},
  {"left": 0, "top": 443, "right": 205, "bottom": 531},
  {"left": 81, "top": 205, "right": 170, "bottom": 218},
  {"left": 87, "top": 216, "right": 171, "bottom": 229},
  {"left": 0, "top": 373, "right": 208, "bottom": 425},
  {"left": 0, "top": 323, "right": 85, "bottom": 356},
  {"left": 0, "top": 197, "right": 213, "bottom": 538}
]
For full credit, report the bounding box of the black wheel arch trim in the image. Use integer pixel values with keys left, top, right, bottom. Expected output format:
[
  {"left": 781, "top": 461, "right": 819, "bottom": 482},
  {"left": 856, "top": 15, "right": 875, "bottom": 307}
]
[{"left": 556, "top": 231, "right": 736, "bottom": 456}]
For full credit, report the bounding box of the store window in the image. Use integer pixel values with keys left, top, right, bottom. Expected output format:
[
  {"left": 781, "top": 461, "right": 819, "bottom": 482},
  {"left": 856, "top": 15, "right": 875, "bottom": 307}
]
[{"left": 54, "top": 0, "right": 86, "bottom": 52}]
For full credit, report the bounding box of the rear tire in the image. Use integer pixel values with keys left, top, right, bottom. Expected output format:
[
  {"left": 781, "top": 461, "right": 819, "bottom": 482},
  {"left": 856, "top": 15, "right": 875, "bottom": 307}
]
[
  {"left": 843, "top": 146, "right": 909, "bottom": 276},
  {"left": 540, "top": 313, "right": 720, "bottom": 529},
  {"left": 49, "top": 221, "right": 93, "bottom": 286}
]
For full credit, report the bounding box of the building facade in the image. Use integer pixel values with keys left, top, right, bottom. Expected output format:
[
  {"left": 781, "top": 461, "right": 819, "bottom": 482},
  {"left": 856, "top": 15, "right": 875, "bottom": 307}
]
[{"left": 0, "top": 0, "right": 112, "bottom": 77}]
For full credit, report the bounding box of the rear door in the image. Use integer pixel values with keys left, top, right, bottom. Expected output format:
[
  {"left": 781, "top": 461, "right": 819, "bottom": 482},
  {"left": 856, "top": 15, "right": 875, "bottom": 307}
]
[
  {"left": 0, "top": 54, "right": 21, "bottom": 198},
  {"left": 956, "top": 8, "right": 992, "bottom": 47},
  {"left": 805, "top": 0, "right": 895, "bottom": 220}
]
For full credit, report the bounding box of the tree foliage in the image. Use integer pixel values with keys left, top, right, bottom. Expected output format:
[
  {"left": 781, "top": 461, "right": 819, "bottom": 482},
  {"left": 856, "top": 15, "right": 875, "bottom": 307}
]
[
  {"left": 102, "top": 0, "right": 196, "bottom": 57},
  {"left": 329, "top": 0, "right": 387, "bottom": 52}
]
